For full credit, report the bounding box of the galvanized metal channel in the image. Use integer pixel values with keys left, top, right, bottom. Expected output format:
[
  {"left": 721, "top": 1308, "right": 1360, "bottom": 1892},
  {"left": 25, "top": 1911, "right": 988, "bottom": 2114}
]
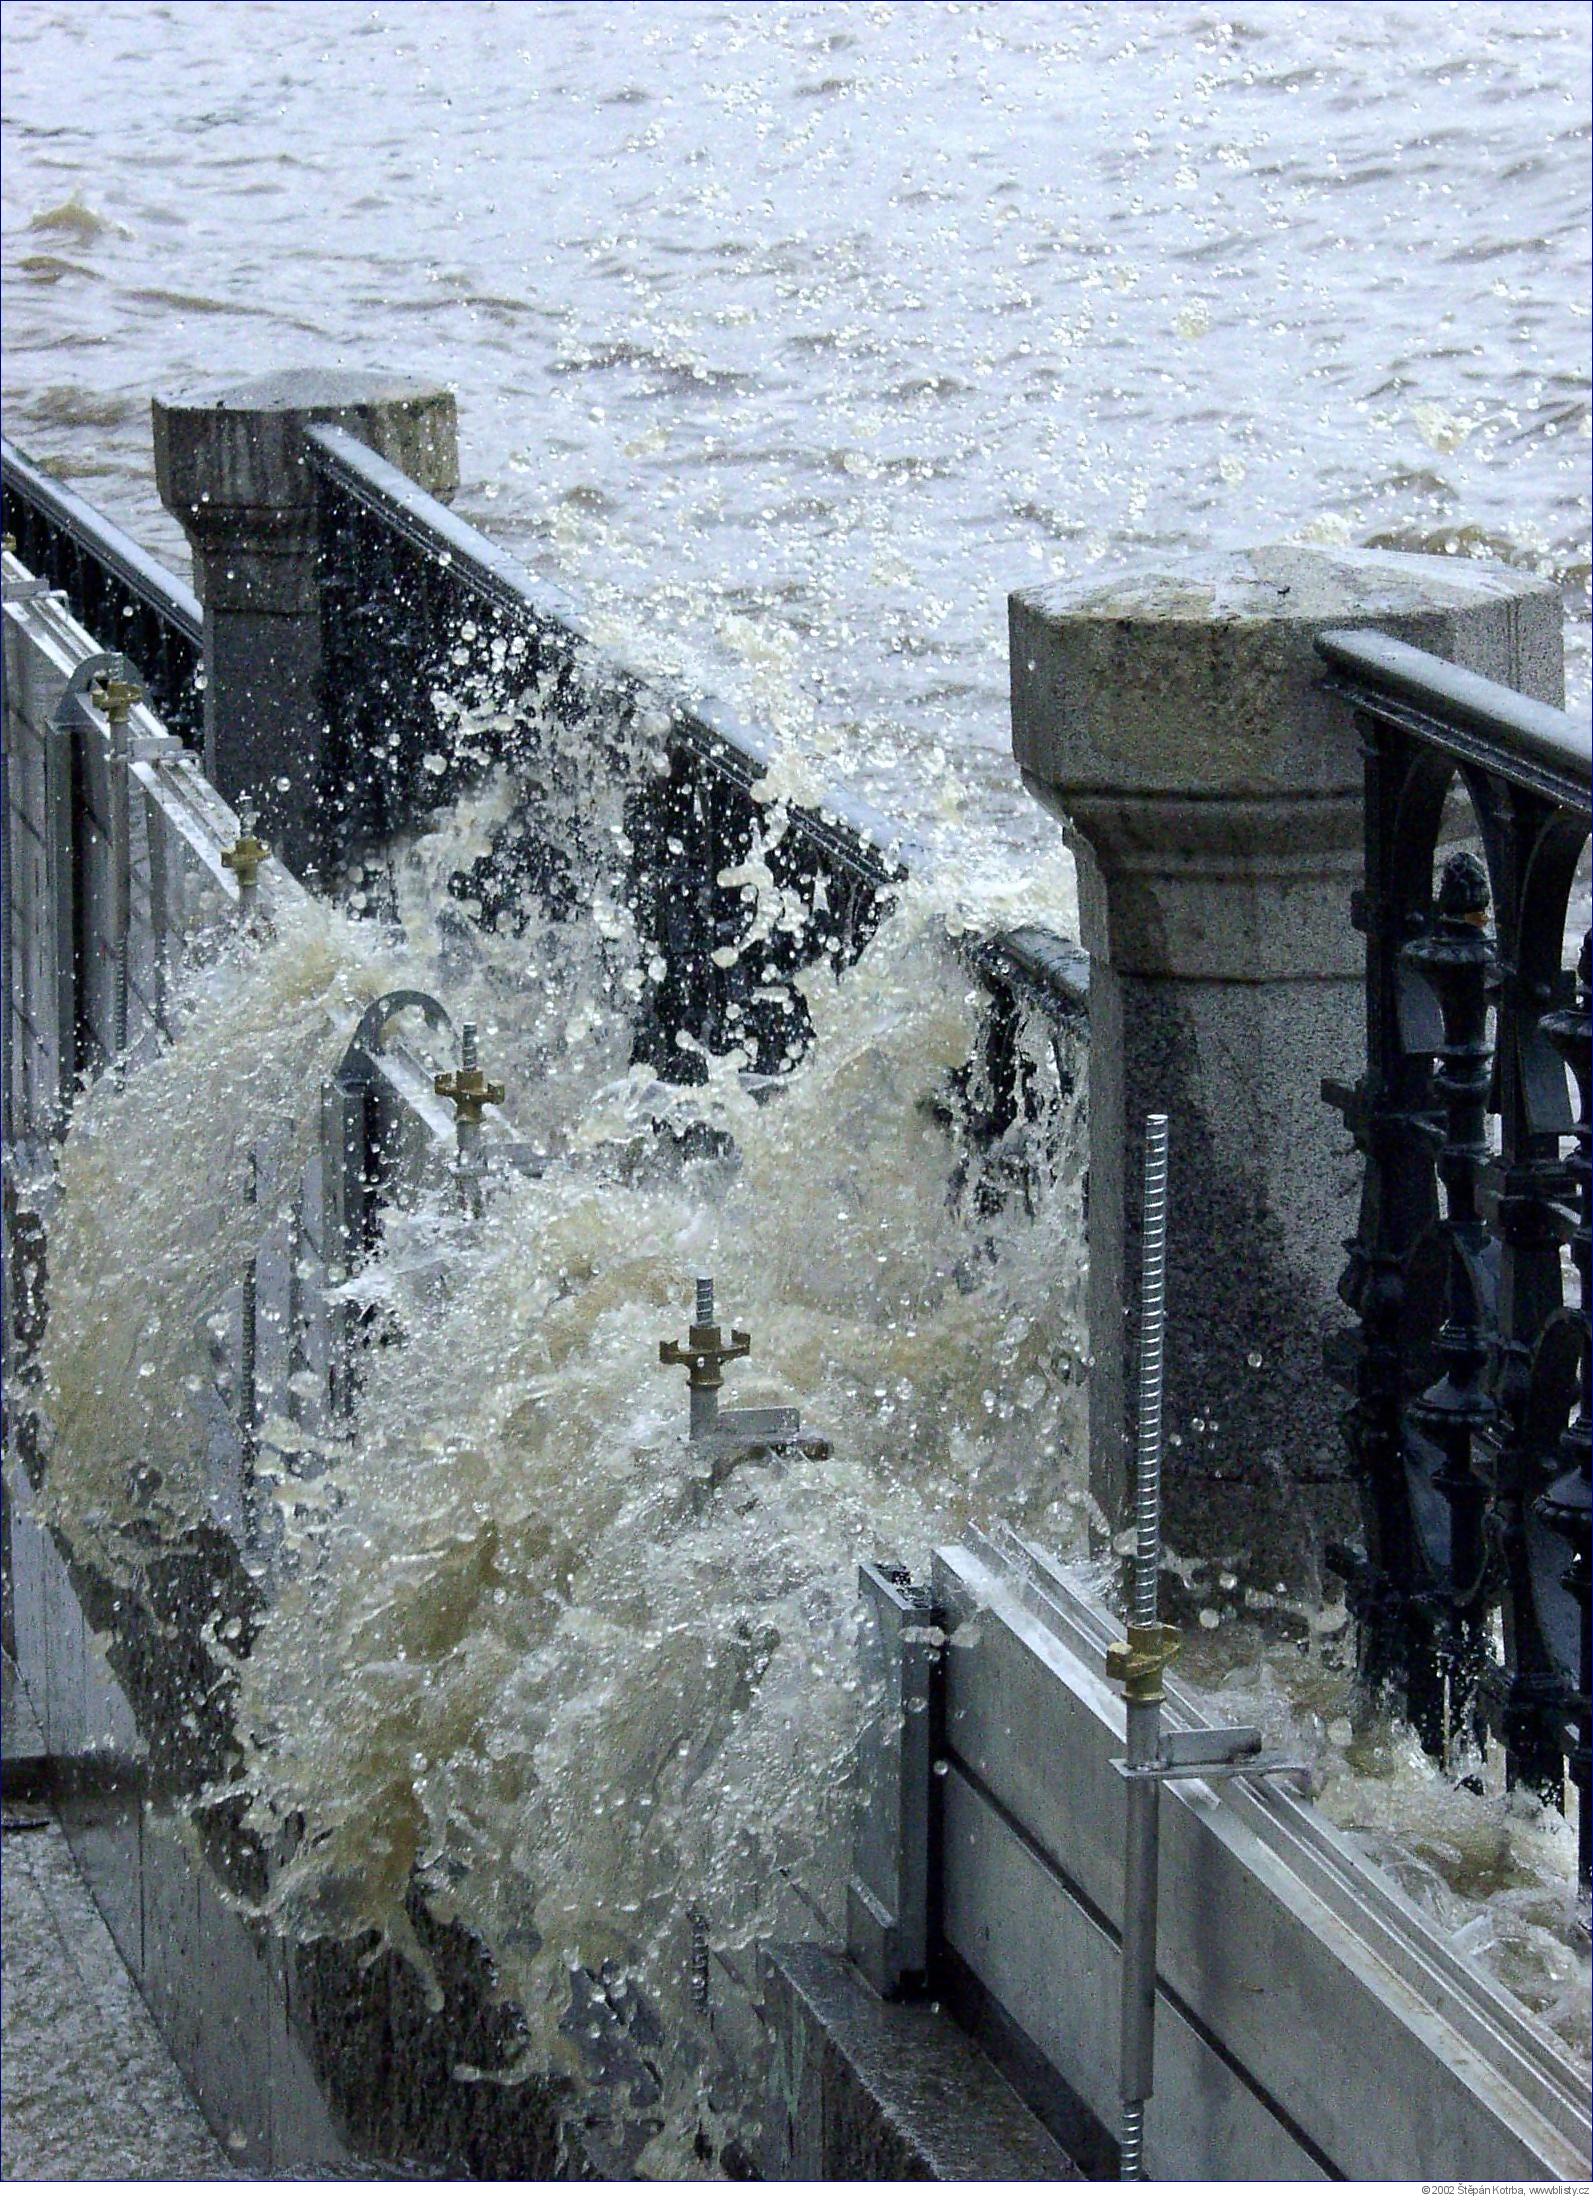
[{"left": 915, "top": 1526, "right": 1590, "bottom": 2182}]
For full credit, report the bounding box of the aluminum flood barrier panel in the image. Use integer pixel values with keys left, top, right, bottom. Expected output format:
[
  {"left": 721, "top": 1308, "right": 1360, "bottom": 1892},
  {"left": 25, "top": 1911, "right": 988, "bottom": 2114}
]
[
  {"left": 2, "top": 545, "right": 598, "bottom": 2170},
  {"left": 918, "top": 1526, "right": 1589, "bottom": 2182}
]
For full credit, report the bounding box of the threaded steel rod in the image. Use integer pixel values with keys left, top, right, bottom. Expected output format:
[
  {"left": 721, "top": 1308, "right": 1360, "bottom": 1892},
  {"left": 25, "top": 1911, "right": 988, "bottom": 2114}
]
[
  {"left": 113, "top": 938, "right": 130, "bottom": 1075},
  {"left": 457, "top": 1022, "right": 483, "bottom": 1218},
  {"left": 239, "top": 1148, "right": 259, "bottom": 1545},
  {"left": 1133, "top": 1113, "right": 1170, "bottom": 1628},
  {"left": 1121, "top": 1112, "right": 1170, "bottom": 2180},
  {"left": 688, "top": 1906, "right": 711, "bottom": 2011},
  {"left": 696, "top": 1275, "right": 714, "bottom": 1326},
  {"left": 110, "top": 668, "right": 133, "bottom": 1073},
  {"left": 1119, "top": 2099, "right": 1144, "bottom": 2183}
]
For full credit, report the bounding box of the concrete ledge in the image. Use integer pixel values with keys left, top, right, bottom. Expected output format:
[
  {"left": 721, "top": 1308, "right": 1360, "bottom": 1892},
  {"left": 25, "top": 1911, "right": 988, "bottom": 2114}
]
[{"left": 760, "top": 1942, "right": 1081, "bottom": 2181}]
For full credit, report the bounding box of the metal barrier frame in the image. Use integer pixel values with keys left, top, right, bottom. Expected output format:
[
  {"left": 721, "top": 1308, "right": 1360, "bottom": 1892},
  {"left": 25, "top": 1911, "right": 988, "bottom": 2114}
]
[
  {"left": 1, "top": 437, "right": 203, "bottom": 749},
  {"left": 846, "top": 1524, "right": 1590, "bottom": 2181}
]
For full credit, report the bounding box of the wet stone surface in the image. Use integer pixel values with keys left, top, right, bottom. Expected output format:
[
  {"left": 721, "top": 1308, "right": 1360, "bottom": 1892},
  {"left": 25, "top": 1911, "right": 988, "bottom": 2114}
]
[
  {"left": 1, "top": 1805, "right": 235, "bottom": 2180},
  {"left": 760, "top": 1941, "right": 1080, "bottom": 2181}
]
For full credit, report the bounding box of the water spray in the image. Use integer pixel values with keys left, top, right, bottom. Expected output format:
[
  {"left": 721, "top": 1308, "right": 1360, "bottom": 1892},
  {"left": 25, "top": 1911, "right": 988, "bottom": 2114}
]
[{"left": 1106, "top": 1114, "right": 1309, "bottom": 2181}]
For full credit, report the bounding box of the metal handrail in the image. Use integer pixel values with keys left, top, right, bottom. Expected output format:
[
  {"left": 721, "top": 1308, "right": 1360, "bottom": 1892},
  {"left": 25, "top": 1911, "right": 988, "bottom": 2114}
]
[
  {"left": 975, "top": 923, "right": 1090, "bottom": 1022},
  {"left": 0, "top": 435, "right": 202, "bottom": 644},
  {"left": 303, "top": 420, "right": 1090, "bottom": 1179},
  {"left": 305, "top": 421, "right": 583, "bottom": 631},
  {"left": 1316, "top": 627, "right": 1591, "bottom": 813},
  {"left": 305, "top": 420, "right": 914, "bottom": 891}
]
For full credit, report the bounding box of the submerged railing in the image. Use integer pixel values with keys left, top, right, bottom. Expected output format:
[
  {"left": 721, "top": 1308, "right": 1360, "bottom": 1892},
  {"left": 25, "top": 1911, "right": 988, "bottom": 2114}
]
[{"left": 1318, "top": 627, "right": 1591, "bottom": 1883}]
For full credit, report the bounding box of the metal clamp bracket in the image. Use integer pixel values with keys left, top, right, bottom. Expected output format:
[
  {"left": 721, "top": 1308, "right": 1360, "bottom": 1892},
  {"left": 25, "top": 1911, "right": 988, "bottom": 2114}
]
[
  {"left": 659, "top": 1277, "right": 821, "bottom": 1451},
  {"left": 47, "top": 649, "right": 127, "bottom": 735},
  {"left": 1112, "top": 1723, "right": 1312, "bottom": 1792},
  {"left": 337, "top": 988, "right": 455, "bottom": 1092}
]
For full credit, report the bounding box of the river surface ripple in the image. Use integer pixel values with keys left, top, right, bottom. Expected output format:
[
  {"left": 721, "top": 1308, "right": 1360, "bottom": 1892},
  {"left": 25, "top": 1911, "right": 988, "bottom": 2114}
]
[{"left": 2, "top": 0, "right": 1588, "bottom": 871}]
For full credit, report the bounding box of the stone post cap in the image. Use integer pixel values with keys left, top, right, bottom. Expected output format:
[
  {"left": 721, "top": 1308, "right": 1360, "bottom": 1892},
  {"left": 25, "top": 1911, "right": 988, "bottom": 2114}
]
[
  {"left": 1011, "top": 542, "right": 1563, "bottom": 805},
  {"left": 153, "top": 367, "right": 458, "bottom": 519}
]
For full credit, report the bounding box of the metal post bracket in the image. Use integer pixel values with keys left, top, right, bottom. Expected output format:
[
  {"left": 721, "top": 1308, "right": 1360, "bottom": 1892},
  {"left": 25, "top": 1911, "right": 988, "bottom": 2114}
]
[{"left": 1112, "top": 1734, "right": 1314, "bottom": 1794}]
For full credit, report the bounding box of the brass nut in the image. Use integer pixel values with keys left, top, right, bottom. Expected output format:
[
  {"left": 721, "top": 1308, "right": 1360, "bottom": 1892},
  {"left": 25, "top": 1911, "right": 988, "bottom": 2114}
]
[
  {"left": 91, "top": 674, "right": 144, "bottom": 724},
  {"left": 1104, "top": 1621, "right": 1182, "bottom": 1705},
  {"left": 660, "top": 1326, "right": 751, "bottom": 1386},
  {"left": 434, "top": 1066, "right": 505, "bottom": 1124},
  {"left": 222, "top": 832, "right": 270, "bottom": 892}
]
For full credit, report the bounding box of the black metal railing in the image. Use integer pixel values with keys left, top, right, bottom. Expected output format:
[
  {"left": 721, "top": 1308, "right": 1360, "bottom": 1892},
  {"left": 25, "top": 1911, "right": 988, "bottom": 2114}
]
[
  {"left": 1, "top": 437, "right": 204, "bottom": 749},
  {"left": 1, "top": 429, "right": 1086, "bottom": 1210},
  {"left": 308, "top": 423, "right": 909, "bottom": 1084},
  {"left": 306, "top": 425, "right": 1087, "bottom": 1117},
  {"left": 1318, "top": 627, "right": 1591, "bottom": 1881}
]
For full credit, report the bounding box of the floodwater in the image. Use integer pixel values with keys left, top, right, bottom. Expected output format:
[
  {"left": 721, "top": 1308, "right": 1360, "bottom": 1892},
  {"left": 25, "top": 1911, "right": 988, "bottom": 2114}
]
[
  {"left": 6, "top": 0, "right": 1590, "bottom": 2169},
  {"left": 2, "top": 0, "right": 1589, "bottom": 858}
]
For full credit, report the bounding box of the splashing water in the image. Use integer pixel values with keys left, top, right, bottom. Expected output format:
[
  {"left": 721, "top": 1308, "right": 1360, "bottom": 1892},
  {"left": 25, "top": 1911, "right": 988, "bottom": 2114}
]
[
  {"left": 35, "top": 901, "right": 401, "bottom": 1575},
  {"left": 28, "top": 737, "right": 1092, "bottom": 2161},
  {"left": 26, "top": 728, "right": 1585, "bottom": 2163},
  {"left": 228, "top": 891, "right": 1093, "bottom": 2130},
  {"left": 1178, "top": 1622, "right": 1591, "bottom": 2072}
]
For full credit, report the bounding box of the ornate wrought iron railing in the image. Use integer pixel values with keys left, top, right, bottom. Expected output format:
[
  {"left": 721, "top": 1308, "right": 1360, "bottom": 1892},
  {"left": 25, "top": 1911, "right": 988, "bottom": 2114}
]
[
  {"left": 0, "top": 437, "right": 204, "bottom": 750},
  {"left": 1318, "top": 627, "right": 1591, "bottom": 1882}
]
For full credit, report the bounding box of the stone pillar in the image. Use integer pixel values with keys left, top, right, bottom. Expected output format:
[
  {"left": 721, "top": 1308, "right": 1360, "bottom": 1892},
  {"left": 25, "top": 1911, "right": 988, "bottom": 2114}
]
[
  {"left": 152, "top": 369, "right": 458, "bottom": 880},
  {"left": 1011, "top": 545, "right": 1563, "bottom": 1588}
]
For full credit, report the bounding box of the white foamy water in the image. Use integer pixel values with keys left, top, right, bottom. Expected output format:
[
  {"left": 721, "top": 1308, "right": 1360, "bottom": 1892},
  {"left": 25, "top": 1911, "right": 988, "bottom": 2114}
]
[
  {"left": 1178, "top": 1624, "right": 1591, "bottom": 2074},
  {"left": 33, "top": 776, "right": 1095, "bottom": 2158}
]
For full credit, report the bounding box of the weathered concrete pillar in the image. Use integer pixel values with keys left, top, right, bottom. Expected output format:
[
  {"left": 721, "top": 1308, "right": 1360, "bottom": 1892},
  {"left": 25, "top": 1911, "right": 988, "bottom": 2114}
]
[
  {"left": 1011, "top": 545, "right": 1563, "bottom": 1588},
  {"left": 152, "top": 369, "right": 458, "bottom": 879}
]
